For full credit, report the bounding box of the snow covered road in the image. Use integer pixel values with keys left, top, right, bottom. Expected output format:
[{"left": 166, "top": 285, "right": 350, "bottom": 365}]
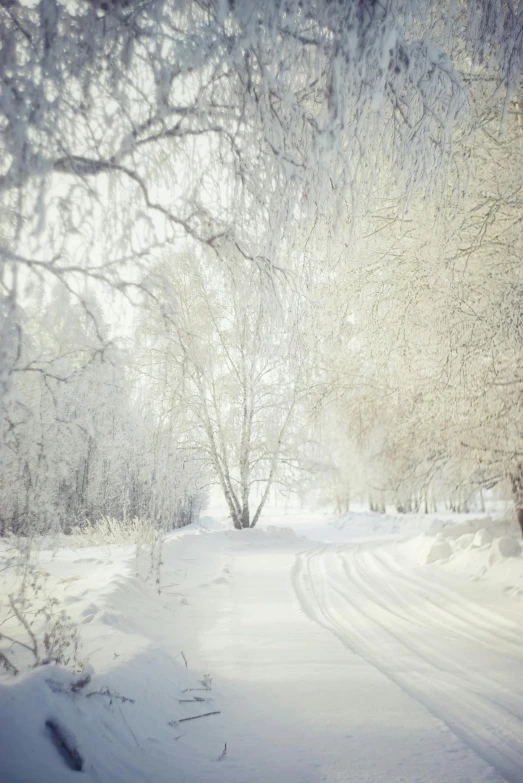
[
  {"left": 293, "top": 542, "right": 523, "bottom": 783},
  {"left": 2, "top": 512, "right": 523, "bottom": 783},
  {"left": 162, "top": 519, "right": 523, "bottom": 783}
]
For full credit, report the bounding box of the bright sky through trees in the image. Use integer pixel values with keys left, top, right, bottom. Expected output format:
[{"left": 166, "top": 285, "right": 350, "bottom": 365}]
[
  {"left": 1, "top": 5, "right": 523, "bottom": 781},
  {"left": 1, "top": 0, "right": 522, "bottom": 532}
]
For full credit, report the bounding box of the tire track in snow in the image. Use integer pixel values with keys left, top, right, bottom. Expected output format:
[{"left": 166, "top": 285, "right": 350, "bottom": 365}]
[
  {"left": 373, "top": 548, "right": 523, "bottom": 651},
  {"left": 292, "top": 545, "right": 523, "bottom": 783},
  {"left": 345, "top": 546, "right": 522, "bottom": 669},
  {"left": 344, "top": 548, "right": 523, "bottom": 723}
]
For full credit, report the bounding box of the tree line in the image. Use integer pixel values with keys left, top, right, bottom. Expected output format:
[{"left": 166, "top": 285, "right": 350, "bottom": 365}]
[{"left": 1, "top": 0, "right": 522, "bottom": 536}]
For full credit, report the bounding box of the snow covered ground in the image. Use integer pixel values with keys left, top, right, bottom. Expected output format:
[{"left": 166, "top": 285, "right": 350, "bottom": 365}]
[{"left": 1, "top": 509, "right": 523, "bottom": 783}]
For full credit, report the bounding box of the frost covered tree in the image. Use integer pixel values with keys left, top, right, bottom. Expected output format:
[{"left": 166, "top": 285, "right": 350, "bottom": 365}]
[
  {"left": 1, "top": 0, "right": 523, "bottom": 539},
  {"left": 140, "top": 251, "right": 309, "bottom": 529},
  {"left": 2, "top": 0, "right": 521, "bottom": 371},
  {"left": 314, "top": 82, "right": 523, "bottom": 528},
  {"left": 0, "top": 288, "right": 204, "bottom": 536}
]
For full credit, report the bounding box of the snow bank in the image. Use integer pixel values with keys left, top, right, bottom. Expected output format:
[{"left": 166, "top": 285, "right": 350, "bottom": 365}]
[
  {"left": 259, "top": 508, "right": 446, "bottom": 542},
  {"left": 488, "top": 536, "right": 522, "bottom": 565},
  {"left": 424, "top": 536, "right": 452, "bottom": 564},
  {"left": 2, "top": 509, "right": 522, "bottom": 783},
  {"left": 472, "top": 528, "right": 493, "bottom": 548},
  {"left": 0, "top": 647, "right": 222, "bottom": 783},
  {"left": 403, "top": 522, "right": 523, "bottom": 592},
  {"left": 316, "top": 509, "right": 523, "bottom": 592},
  {"left": 264, "top": 525, "right": 297, "bottom": 539},
  {"left": 453, "top": 533, "right": 475, "bottom": 551},
  {"left": 0, "top": 528, "right": 235, "bottom": 783}
]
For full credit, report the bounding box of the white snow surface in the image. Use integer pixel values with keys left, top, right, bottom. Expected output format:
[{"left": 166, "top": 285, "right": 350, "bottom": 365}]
[{"left": 1, "top": 509, "right": 523, "bottom": 783}]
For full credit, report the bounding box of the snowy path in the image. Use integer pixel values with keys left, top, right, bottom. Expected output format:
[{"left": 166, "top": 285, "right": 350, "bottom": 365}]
[
  {"left": 293, "top": 542, "right": 523, "bottom": 783},
  {"left": 2, "top": 514, "right": 523, "bottom": 783},
  {"left": 170, "top": 526, "right": 523, "bottom": 783}
]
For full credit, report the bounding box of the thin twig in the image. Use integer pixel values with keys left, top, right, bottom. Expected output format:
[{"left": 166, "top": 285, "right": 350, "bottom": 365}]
[
  {"left": 0, "top": 631, "right": 36, "bottom": 656},
  {"left": 8, "top": 596, "right": 38, "bottom": 660},
  {"left": 0, "top": 652, "right": 18, "bottom": 675},
  {"left": 117, "top": 701, "right": 139, "bottom": 747},
  {"left": 175, "top": 650, "right": 188, "bottom": 668},
  {"left": 169, "top": 711, "right": 221, "bottom": 725},
  {"left": 86, "top": 687, "right": 135, "bottom": 703}
]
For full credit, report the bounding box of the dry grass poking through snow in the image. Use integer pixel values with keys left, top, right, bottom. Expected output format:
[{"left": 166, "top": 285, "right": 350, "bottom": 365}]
[
  {"left": 76, "top": 516, "right": 157, "bottom": 548},
  {"left": 0, "top": 516, "right": 159, "bottom": 676}
]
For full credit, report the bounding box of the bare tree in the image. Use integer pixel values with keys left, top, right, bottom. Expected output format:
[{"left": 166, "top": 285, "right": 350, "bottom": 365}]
[{"left": 140, "top": 251, "right": 308, "bottom": 528}]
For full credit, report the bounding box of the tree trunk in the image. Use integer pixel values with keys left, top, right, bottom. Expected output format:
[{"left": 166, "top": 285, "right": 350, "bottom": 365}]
[
  {"left": 240, "top": 503, "right": 250, "bottom": 528},
  {"left": 516, "top": 507, "right": 523, "bottom": 538},
  {"left": 510, "top": 469, "right": 523, "bottom": 539},
  {"left": 478, "top": 488, "right": 485, "bottom": 513}
]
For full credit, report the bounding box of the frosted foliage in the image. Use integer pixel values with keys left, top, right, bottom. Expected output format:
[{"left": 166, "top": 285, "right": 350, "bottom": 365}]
[
  {"left": 1, "top": 0, "right": 521, "bottom": 378},
  {"left": 0, "top": 1, "right": 521, "bottom": 266},
  {"left": 140, "top": 252, "right": 309, "bottom": 529},
  {"left": 0, "top": 295, "right": 206, "bottom": 536},
  {"left": 1, "top": 0, "right": 523, "bottom": 534},
  {"left": 315, "top": 84, "right": 523, "bottom": 516}
]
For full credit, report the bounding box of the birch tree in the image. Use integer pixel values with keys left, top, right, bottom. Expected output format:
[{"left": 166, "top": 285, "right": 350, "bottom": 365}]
[
  {"left": 1, "top": 0, "right": 522, "bottom": 538},
  {"left": 141, "top": 251, "right": 308, "bottom": 528}
]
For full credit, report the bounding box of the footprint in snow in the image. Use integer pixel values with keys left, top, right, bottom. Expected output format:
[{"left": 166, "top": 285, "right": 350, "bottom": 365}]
[{"left": 80, "top": 603, "right": 99, "bottom": 623}]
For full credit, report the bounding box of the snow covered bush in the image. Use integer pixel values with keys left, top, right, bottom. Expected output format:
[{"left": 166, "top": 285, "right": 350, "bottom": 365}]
[
  {"left": 0, "top": 547, "right": 79, "bottom": 676},
  {"left": 0, "top": 294, "right": 206, "bottom": 539}
]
